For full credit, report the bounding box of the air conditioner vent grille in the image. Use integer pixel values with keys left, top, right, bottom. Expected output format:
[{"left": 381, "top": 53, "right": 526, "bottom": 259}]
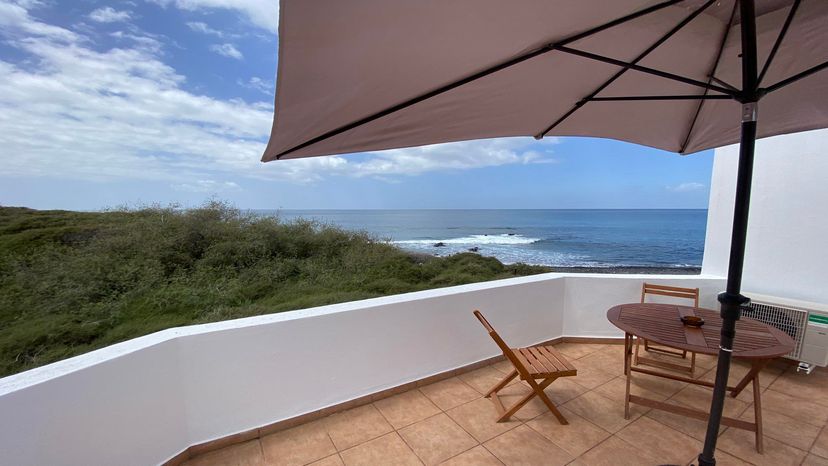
[{"left": 741, "top": 302, "right": 808, "bottom": 359}]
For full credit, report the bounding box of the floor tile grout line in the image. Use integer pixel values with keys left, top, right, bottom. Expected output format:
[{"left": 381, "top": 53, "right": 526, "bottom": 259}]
[
  {"left": 435, "top": 367, "right": 525, "bottom": 443},
  {"left": 329, "top": 404, "right": 394, "bottom": 454},
  {"left": 735, "top": 399, "right": 826, "bottom": 452},
  {"left": 335, "top": 430, "right": 397, "bottom": 460},
  {"left": 767, "top": 385, "right": 828, "bottom": 411},
  {"left": 369, "top": 400, "right": 395, "bottom": 430},
  {"left": 418, "top": 381, "right": 538, "bottom": 464},
  {"left": 376, "top": 396, "right": 442, "bottom": 432},
  {"left": 417, "top": 378, "right": 482, "bottom": 412},
  {"left": 642, "top": 411, "right": 707, "bottom": 448},
  {"left": 430, "top": 443, "right": 479, "bottom": 466},
  {"left": 385, "top": 395, "right": 483, "bottom": 465},
  {"left": 439, "top": 402, "right": 484, "bottom": 443},
  {"left": 805, "top": 424, "right": 827, "bottom": 460},
  {"left": 392, "top": 426, "right": 426, "bottom": 466},
  {"left": 322, "top": 431, "right": 337, "bottom": 463},
  {"left": 256, "top": 438, "right": 265, "bottom": 462},
  {"left": 522, "top": 410, "right": 609, "bottom": 458},
  {"left": 569, "top": 432, "right": 642, "bottom": 464},
  {"left": 478, "top": 442, "right": 507, "bottom": 466}
]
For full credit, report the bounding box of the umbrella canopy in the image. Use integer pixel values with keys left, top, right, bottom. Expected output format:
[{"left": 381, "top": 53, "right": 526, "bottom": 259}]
[
  {"left": 263, "top": 0, "right": 827, "bottom": 162},
  {"left": 262, "top": 1, "right": 827, "bottom": 464}
]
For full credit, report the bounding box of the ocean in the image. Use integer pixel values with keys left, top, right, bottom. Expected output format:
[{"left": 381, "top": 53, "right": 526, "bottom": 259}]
[{"left": 261, "top": 209, "right": 707, "bottom": 269}]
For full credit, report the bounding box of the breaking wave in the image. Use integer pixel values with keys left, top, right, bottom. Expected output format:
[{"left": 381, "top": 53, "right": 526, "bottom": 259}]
[{"left": 393, "top": 234, "right": 541, "bottom": 245}]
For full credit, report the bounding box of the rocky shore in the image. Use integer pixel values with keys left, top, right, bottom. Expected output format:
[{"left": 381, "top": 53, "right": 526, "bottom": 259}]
[{"left": 545, "top": 266, "right": 701, "bottom": 275}]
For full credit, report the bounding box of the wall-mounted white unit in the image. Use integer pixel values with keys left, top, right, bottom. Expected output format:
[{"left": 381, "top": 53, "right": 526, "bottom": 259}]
[{"left": 741, "top": 293, "right": 828, "bottom": 373}]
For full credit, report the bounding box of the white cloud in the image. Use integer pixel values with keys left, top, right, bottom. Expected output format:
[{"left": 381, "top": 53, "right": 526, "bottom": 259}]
[
  {"left": 89, "top": 6, "right": 132, "bottom": 23},
  {"left": 150, "top": 0, "right": 278, "bottom": 34},
  {"left": 186, "top": 21, "right": 224, "bottom": 37},
  {"left": 239, "top": 76, "right": 273, "bottom": 95},
  {"left": 351, "top": 138, "right": 559, "bottom": 178},
  {"left": 0, "top": 1, "right": 78, "bottom": 42},
  {"left": 0, "top": 2, "right": 271, "bottom": 182},
  {"left": 110, "top": 30, "right": 163, "bottom": 53},
  {"left": 668, "top": 182, "right": 706, "bottom": 192},
  {"left": 173, "top": 180, "right": 240, "bottom": 192},
  {"left": 209, "top": 43, "right": 242, "bottom": 60},
  {"left": 0, "top": 2, "right": 562, "bottom": 188},
  {"left": 12, "top": 0, "right": 43, "bottom": 8}
]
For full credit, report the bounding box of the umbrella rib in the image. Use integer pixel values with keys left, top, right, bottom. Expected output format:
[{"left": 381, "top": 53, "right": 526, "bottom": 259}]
[
  {"left": 709, "top": 75, "right": 738, "bottom": 93},
  {"left": 534, "top": 0, "right": 717, "bottom": 139},
  {"left": 589, "top": 95, "right": 731, "bottom": 101},
  {"left": 272, "top": 0, "right": 687, "bottom": 159},
  {"left": 763, "top": 60, "right": 828, "bottom": 94},
  {"left": 679, "top": 0, "right": 739, "bottom": 154},
  {"left": 757, "top": 0, "right": 801, "bottom": 86},
  {"left": 549, "top": 46, "right": 737, "bottom": 96}
]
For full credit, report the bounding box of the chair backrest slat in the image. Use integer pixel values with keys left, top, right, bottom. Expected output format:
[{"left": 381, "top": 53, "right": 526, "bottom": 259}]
[
  {"left": 473, "top": 310, "right": 495, "bottom": 333},
  {"left": 641, "top": 283, "right": 699, "bottom": 307},
  {"left": 473, "top": 310, "right": 531, "bottom": 379}
]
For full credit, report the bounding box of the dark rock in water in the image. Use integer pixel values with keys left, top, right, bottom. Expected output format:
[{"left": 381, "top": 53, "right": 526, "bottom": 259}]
[
  {"left": 507, "top": 233, "right": 515, "bottom": 236},
  {"left": 433, "top": 242, "right": 446, "bottom": 247},
  {"left": 468, "top": 247, "right": 479, "bottom": 252}
]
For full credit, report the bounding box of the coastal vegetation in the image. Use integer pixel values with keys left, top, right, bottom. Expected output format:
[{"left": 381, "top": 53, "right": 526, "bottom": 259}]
[{"left": 0, "top": 202, "right": 550, "bottom": 377}]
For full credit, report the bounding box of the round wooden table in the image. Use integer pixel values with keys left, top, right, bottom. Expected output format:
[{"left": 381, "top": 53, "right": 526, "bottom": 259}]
[{"left": 607, "top": 303, "right": 795, "bottom": 453}]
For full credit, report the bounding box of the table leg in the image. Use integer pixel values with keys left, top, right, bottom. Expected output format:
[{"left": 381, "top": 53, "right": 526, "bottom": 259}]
[
  {"left": 730, "top": 359, "right": 768, "bottom": 453},
  {"left": 624, "top": 333, "right": 630, "bottom": 373},
  {"left": 752, "top": 368, "right": 764, "bottom": 453},
  {"left": 731, "top": 359, "right": 768, "bottom": 398},
  {"left": 633, "top": 334, "right": 641, "bottom": 366},
  {"left": 624, "top": 332, "right": 632, "bottom": 420}
]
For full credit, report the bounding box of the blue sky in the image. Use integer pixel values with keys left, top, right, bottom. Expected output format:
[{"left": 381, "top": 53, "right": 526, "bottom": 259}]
[{"left": 0, "top": 0, "right": 713, "bottom": 210}]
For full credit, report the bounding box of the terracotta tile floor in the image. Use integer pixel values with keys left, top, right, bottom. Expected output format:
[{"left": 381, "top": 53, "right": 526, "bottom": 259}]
[{"left": 183, "top": 343, "right": 828, "bottom": 466}]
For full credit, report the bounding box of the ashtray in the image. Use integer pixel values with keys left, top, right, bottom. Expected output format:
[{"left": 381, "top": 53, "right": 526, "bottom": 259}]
[{"left": 681, "top": 315, "right": 705, "bottom": 328}]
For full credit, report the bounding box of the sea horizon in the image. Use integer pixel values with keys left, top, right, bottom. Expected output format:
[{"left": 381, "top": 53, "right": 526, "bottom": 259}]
[
  {"left": 257, "top": 208, "right": 708, "bottom": 269},
  {"left": 254, "top": 207, "right": 708, "bottom": 211}
]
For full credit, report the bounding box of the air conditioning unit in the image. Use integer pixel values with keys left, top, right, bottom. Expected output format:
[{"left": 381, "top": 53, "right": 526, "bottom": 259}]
[{"left": 741, "top": 293, "right": 828, "bottom": 374}]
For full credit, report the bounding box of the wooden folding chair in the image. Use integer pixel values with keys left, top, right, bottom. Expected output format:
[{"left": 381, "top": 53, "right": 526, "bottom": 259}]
[
  {"left": 473, "top": 310, "right": 576, "bottom": 424},
  {"left": 634, "top": 283, "right": 700, "bottom": 374}
]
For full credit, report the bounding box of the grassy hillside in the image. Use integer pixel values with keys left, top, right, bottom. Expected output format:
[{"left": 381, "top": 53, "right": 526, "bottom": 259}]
[{"left": 0, "top": 203, "right": 550, "bottom": 377}]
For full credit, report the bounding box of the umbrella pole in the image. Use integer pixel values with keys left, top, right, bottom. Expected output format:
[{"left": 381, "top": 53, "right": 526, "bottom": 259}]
[
  {"left": 698, "top": 1, "right": 758, "bottom": 465},
  {"left": 697, "top": 105, "right": 756, "bottom": 466}
]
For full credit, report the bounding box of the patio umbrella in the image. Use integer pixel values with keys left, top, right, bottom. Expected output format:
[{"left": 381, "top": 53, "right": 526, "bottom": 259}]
[{"left": 261, "top": 1, "right": 828, "bottom": 464}]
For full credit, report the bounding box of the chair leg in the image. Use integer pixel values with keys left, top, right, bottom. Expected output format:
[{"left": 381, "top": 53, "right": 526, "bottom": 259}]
[
  {"left": 527, "top": 378, "right": 568, "bottom": 425},
  {"left": 495, "top": 377, "right": 560, "bottom": 423},
  {"left": 634, "top": 337, "right": 641, "bottom": 365},
  {"left": 645, "top": 344, "right": 688, "bottom": 359},
  {"left": 496, "top": 387, "right": 539, "bottom": 422},
  {"left": 485, "top": 369, "right": 517, "bottom": 398}
]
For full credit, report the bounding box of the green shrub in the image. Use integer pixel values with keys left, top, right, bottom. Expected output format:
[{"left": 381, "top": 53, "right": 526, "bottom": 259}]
[{"left": 0, "top": 202, "right": 550, "bottom": 376}]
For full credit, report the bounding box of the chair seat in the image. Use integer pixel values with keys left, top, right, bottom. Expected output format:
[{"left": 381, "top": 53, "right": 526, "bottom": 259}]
[{"left": 513, "top": 345, "right": 577, "bottom": 379}]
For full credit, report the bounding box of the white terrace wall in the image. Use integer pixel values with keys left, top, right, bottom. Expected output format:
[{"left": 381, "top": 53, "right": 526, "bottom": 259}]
[
  {"left": 561, "top": 274, "right": 722, "bottom": 337},
  {"left": 0, "top": 273, "right": 723, "bottom": 466},
  {"left": 702, "top": 128, "right": 828, "bottom": 304}
]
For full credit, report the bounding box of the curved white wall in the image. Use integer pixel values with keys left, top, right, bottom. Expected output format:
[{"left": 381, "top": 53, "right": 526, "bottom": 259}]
[
  {"left": 702, "top": 129, "right": 828, "bottom": 303},
  {"left": 0, "top": 273, "right": 724, "bottom": 466}
]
